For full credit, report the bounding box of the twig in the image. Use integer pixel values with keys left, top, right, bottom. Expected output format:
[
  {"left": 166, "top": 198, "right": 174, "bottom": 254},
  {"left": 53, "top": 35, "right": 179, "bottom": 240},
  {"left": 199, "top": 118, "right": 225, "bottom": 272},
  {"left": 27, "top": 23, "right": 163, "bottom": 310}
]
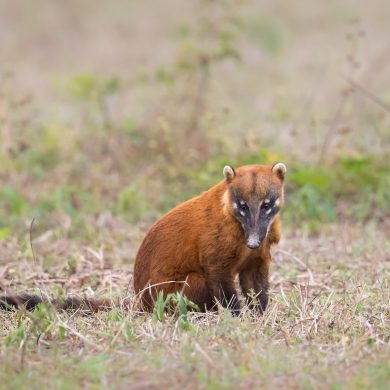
[
  {"left": 188, "top": 58, "right": 210, "bottom": 134},
  {"left": 308, "top": 291, "right": 335, "bottom": 334},
  {"left": 318, "top": 91, "right": 349, "bottom": 164},
  {"left": 341, "top": 75, "right": 390, "bottom": 113},
  {"left": 277, "top": 248, "right": 315, "bottom": 285},
  {"left": 29, "top": 218, "right": 38, "bottom": 266}
]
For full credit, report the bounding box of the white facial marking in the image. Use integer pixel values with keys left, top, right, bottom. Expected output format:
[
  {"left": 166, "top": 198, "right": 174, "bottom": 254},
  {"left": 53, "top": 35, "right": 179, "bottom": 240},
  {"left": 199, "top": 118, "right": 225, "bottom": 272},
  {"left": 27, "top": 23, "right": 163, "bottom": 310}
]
[
  {"left": 266, "top": 214, "right": 278, "bottom": 235},
  {"left": 275, "top": 198, "right": 280, "bottom": 207},
  {"left": 240, "top": 210, "right": 245, "bottom": 216},
  {"left": 233, "top": 202, "right": 238, "bottom": 209},
  {"left": 264, "top": 199, "right": 270, "bottom": 204},
  {"left": 240, "top": 200, "right": 245, "bottom": 205},
  {"left": 266, "top": 208, "right": 272, "bottom": 214}
]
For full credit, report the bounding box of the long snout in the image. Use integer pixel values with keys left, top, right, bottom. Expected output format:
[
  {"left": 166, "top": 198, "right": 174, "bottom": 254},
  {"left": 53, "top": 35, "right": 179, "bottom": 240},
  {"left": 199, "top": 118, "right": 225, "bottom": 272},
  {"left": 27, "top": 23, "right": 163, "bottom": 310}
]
[
  {"left": 246, "top": 235, "right": 261, "bottom": 249},
  {"left": 245, "top": 224, "right": 268, "bottom": 250},
  {"left": 243, "top": 209, "right": 271, "bottom": 250}
]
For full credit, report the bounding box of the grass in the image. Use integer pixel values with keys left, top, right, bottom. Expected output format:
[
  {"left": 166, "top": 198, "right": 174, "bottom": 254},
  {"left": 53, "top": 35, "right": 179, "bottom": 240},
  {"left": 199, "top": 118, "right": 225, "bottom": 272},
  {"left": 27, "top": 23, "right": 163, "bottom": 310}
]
[
  {"left": 0, "top": 0, "right": 389, "bottom": 388},
  {"left": 0, "top": 223, "right": 389, "bottom": 389}
]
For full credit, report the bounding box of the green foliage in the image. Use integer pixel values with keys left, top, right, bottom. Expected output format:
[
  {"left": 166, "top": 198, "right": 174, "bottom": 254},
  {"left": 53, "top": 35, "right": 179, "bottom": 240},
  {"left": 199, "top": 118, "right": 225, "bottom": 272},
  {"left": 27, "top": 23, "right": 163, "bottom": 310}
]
[
  {"left": 3, "top": 124, "right": 74, "bottom": 177},
  {"left": 63, "top": 73, "right": 120, "bottom": 131},
  {"left": 289, "top": 167, "right": 334, "bottom": 190},
  {"left": 33, "top": 186, "right": 78, "bottom": 218},
  {"left": 153, "top": 291, "right": 200, "bottom": 330},
  {"left": 132, "top": 0, "right": 248, "bottom": 173},
  {"left": 285, "top": 155, "right": 390, "bottom": 230},
  {"left": 65, "top": 74, "right": 119, "bottom": 102},
  {"left": 117, "top": 184, "right": 150, "bottom": 223},
  {"left": 3, "top": 303, "right": 66, "bottom": 348},
  {"left": 174, "top": 0, "right": 244, "bottom": 72},
  {"left": 337, "top": 361, "right": 390, "bottom": 390},
  {"left": 121, "top": 117, "right": 138, "bottom": 137},
  {"left": 0, "top": 186, "right": 27, "bottom": 217},
  {"left": 335, "top": 156, "right": 390, "bottom": 218},
  {"left": 247, "top": 15, "right": 289, "bottom": 56},
  {"left": 0, "top": 227, "right": 10, "bottom": 239},
  {"left": 286, "top": 171, "right": 337, "bottom": 231}
]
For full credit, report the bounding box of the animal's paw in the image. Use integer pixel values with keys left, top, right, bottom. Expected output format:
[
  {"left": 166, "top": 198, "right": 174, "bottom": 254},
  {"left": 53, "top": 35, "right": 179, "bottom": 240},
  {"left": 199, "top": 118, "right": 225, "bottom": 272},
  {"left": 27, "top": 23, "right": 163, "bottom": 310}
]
[{"left": 228, "top": 296, "right": 241, "bottom": 316}]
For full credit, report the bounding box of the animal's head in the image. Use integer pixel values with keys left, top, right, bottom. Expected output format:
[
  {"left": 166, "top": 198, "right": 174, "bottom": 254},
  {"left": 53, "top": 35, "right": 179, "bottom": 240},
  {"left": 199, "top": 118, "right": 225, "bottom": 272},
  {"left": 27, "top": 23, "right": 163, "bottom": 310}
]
[{"left": 223, "top": 163, "right": 287, "bottom": 249}]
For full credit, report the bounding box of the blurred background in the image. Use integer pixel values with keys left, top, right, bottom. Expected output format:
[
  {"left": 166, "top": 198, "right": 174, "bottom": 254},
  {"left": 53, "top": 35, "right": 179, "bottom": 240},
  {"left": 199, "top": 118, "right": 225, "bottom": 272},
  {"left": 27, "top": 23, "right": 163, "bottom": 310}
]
[{"left": 0, "top": 0, "right": 389, "bottom": 238}]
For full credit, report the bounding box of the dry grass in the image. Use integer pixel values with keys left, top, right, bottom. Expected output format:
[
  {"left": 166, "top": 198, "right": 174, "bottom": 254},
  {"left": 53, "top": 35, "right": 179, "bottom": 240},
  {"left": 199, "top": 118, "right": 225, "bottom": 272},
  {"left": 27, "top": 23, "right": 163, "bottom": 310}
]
[{"left": 0, "top": 220, "right": 389, "bottom": 389}]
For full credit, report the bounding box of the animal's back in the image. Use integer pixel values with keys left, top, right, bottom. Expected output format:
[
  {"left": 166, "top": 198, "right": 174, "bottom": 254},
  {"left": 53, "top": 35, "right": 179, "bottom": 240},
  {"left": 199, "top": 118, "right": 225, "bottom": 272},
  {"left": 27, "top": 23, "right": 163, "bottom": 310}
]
[{"left": 133, "top": 190, "right": 213, "bottom": 296}]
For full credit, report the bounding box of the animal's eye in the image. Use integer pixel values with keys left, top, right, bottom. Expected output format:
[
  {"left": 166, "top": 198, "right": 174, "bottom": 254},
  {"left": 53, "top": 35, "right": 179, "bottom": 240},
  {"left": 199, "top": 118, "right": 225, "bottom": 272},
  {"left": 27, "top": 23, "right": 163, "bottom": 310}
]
[
  {"left": 262, "top": 202, "right": 272, "bottom": 211},
  {"left": 239, "top": 201, "right": 249, "bottom": 212}
]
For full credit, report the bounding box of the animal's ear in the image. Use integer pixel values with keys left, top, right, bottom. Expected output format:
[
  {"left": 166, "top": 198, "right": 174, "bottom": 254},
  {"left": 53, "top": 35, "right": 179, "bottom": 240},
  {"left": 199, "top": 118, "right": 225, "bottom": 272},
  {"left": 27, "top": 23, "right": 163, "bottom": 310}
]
[
  {"left": 272, "top": 162, "right": 287, "bottom": 181},
  {"left": 223, "top": 165, "right": 236, "bottom": 182}
]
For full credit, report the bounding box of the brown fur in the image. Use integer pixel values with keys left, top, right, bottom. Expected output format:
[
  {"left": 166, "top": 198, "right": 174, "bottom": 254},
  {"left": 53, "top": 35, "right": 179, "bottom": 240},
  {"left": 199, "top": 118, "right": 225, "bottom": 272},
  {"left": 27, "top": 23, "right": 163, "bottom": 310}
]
[{"left": 133, "top": 164, "right": 285, "bottom": 314}]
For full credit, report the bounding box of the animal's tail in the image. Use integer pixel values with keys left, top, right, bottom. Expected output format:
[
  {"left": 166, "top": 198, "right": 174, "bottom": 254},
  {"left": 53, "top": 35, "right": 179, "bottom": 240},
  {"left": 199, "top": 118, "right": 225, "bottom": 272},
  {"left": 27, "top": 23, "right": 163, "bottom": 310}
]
[{"left": 0, "top": 293, "right": 118, "bottom": 312}]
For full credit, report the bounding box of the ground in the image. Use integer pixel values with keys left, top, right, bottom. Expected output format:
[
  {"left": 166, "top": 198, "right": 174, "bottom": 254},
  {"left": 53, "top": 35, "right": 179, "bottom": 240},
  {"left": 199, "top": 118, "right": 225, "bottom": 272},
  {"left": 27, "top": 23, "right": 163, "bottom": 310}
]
[{"left": 0, "top": 221, "right": 389, "bottom": 389}]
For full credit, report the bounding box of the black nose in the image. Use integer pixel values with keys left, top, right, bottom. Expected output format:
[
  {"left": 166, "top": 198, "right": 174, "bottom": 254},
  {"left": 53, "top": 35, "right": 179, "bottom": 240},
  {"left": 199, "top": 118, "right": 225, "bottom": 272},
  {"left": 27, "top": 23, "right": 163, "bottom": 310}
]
[{"left": 246, "top": 241, "right": 260, "bottom": 249}]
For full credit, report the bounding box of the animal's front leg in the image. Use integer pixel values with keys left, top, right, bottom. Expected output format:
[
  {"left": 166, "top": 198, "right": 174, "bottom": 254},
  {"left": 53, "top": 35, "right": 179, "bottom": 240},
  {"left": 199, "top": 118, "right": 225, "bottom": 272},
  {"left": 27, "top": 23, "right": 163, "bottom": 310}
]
[
  {"left": 208, "top": 278, "right": 241, "bottom": 316},
  {"left": 239, "top": 259, "right": 270, "bottom": 314}
]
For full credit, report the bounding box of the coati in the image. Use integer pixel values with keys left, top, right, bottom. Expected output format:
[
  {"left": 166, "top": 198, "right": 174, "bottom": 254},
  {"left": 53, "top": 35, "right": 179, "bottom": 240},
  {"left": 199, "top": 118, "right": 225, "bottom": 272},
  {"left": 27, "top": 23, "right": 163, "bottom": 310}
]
[
  {"left": 0, "top": 163, "right": 286, "bottom": 315},
  {"left": 133, "top": 163, "right": 287, "bottom": 315}
]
